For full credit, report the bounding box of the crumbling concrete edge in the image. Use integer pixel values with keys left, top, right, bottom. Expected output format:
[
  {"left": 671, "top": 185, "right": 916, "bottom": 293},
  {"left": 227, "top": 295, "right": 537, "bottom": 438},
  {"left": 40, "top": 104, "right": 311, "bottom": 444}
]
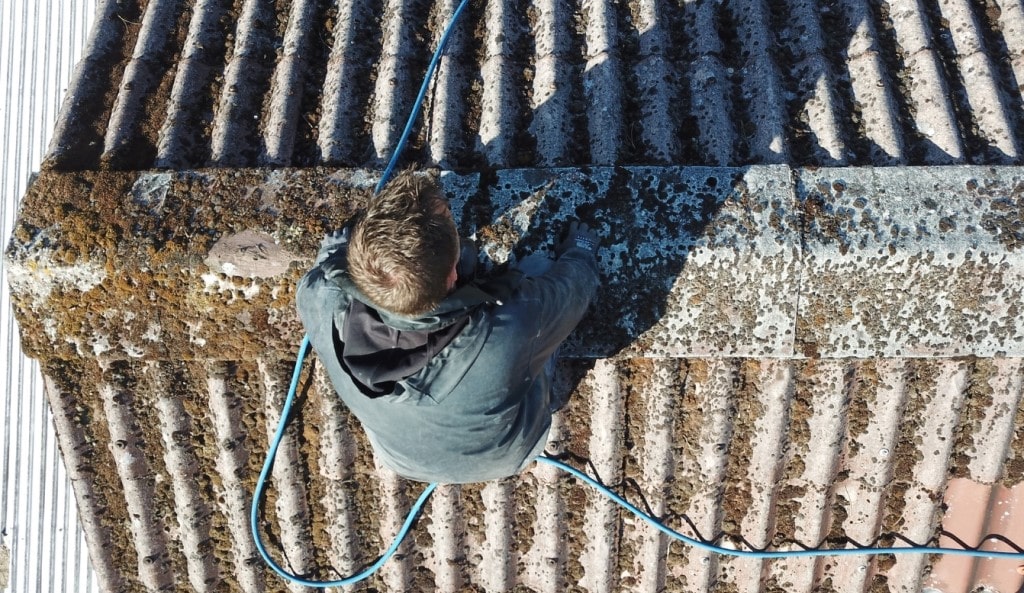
[{"left": 4, "top": 165, "right": 1022, "bottom": 360}]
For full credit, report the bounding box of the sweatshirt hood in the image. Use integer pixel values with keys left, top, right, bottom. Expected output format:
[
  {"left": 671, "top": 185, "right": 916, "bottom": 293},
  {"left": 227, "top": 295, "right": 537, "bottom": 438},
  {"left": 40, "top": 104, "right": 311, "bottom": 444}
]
[
  {"left": 335, "top": 298, "right": 471, "bottom": 397},
  {"left": 321, "top": 244, "right": 522, "bottom": 396}
]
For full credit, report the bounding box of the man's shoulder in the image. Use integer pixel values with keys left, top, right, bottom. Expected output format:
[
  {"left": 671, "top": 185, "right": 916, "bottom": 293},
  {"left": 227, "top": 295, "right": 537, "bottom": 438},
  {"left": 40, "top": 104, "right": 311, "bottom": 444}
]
[{"left": 296, "top": 252, "right": 356, "bottom": 324}]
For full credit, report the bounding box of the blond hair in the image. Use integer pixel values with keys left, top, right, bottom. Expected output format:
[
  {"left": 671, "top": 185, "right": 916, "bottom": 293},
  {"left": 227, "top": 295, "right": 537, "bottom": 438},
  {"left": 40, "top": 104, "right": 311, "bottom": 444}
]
[{"left": 347, "top": 171, "right": 458, "bottom": 316}]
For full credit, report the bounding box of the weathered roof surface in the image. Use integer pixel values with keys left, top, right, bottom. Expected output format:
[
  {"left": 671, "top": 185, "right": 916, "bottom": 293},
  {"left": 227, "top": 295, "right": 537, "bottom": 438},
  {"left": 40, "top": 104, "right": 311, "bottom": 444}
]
[
  {"left": 6, "top": 166, "right": 1024, "bottom": 362},
  {"left": 29, "top": 343, "right": 1024, "bottom": 593},
  {"left": 3, "top": 0, "right": 1024, "bottom": 592},
  {"left": 43, "top": 0, "right": 1024, "bottom": 170}
]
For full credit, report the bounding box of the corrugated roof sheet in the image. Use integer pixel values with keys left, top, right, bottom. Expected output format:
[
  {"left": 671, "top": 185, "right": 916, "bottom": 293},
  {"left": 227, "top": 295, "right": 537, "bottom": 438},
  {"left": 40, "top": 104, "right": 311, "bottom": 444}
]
[
  {"left": 30, "top": 356, "right": 1024, "bottom": 593},
  {"left": 3, "top": 0, "right": 1024, "bottom": 592},
  {"left": 0, "top": 1, "right": 100, "bottom": 592},
  {"left": 39, "top": 0, "right": 1024, "bottom": 171}
]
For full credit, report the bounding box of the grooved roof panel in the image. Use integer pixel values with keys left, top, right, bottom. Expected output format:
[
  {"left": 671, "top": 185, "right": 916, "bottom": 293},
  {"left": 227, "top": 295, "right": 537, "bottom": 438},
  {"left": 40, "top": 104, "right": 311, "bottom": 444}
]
[
  {"left": 33, "top": 355, "right": 1024, "bottom": 593},
  {"left": 40, "top": 0, "right": 1024, "bottom": 171}
]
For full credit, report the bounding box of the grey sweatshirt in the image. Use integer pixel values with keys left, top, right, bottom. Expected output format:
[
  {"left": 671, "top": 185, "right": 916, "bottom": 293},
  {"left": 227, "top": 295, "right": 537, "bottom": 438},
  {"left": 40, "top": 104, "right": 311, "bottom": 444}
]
[{"left": 296, "top": 230, "right": 599, "bottom": 483}]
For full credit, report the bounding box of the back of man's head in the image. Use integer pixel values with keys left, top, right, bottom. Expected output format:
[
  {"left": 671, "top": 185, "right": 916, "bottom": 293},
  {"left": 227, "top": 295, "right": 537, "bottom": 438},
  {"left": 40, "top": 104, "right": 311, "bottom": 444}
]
[{"left": 347, "top": 171, "right": 459, "bottom": 317}]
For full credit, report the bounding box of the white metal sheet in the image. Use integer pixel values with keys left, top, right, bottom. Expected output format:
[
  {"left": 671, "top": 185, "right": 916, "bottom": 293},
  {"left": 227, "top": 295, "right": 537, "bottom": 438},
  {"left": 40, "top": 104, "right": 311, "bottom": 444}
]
[{"left": 1, "top": 1, "right": 100, "bottom": 592}]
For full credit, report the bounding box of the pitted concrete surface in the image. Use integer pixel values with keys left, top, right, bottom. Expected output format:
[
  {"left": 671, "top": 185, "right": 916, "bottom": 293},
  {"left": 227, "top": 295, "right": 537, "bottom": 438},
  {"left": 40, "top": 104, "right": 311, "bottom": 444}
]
[
  {"left": 6, "top": 165, "right": 1023, "bottom": 360},
  {"left": 797, "top": 167, "right": 1024, "bottom": 357},
  {"left": 477, "top": 166, "right": 802, "bottom": 357},
  {"left": 0, "top": 544, "right": 8, "bottom": 589}
]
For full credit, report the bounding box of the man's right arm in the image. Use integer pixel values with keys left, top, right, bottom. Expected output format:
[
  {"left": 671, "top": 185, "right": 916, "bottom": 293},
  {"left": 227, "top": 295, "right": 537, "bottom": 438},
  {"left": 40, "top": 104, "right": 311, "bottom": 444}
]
[
  {"left": 514, "top": 222, "right": 602, "bottom": 362},
  {"left": 313, "top": 227, "right": 350, "bottom": 267}
]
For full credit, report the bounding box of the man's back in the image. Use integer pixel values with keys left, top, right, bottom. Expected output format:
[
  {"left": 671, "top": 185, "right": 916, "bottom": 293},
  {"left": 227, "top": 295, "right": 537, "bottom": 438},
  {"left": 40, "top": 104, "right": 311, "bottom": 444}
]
[{"left": 297, "top": 230, "right": 599, "bottom": 483}]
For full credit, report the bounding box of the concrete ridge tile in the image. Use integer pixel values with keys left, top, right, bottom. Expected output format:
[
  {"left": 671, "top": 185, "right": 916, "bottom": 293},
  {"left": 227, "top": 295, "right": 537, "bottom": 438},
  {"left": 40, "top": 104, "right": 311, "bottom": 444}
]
[{"left": 5, "top": 165, "right": 1023, "bottom": 360}]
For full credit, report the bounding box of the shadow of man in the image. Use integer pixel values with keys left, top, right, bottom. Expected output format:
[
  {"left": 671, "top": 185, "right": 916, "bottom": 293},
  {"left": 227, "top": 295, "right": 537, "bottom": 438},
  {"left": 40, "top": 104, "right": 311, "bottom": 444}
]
[{"left": 441, "top": 163, "right": 801, "bottom": 412}]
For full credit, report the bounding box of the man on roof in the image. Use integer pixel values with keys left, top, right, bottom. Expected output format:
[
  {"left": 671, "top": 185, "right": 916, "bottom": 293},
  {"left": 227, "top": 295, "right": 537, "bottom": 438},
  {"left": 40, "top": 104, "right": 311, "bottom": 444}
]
[{"left": 296, "top": 170, "right": 600, "bottom": 483}]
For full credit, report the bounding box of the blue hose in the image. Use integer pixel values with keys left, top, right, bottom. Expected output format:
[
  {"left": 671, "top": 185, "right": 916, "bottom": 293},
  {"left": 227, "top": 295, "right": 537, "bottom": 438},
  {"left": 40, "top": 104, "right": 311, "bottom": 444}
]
[
  {"left": 252, "top": 341, "right": 1023, "bottom": 588},
  {"left": 251, "top": 0, "right": 1024, "bottom": 584},
  {"left": 251, "top": 337, "right": 440, "bottom": 587},
  {"left": 375, "top": 0, "right": 472, "bottom": 194},
  {"left": 252, "top": 0, "right": 468, "bottom": 582},
  {"left": 537, "top": 456, "right": 1024, "bottom": 561}
]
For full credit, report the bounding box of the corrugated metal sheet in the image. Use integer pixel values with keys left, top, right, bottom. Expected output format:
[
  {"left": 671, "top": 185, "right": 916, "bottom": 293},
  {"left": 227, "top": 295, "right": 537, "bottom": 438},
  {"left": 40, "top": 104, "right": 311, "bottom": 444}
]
[
  {"left": 0, "top": 1, "right": 101, "bottom": 592},
  {"left": 4, "top": 0, "right": 1024, "bottom": 592}
]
